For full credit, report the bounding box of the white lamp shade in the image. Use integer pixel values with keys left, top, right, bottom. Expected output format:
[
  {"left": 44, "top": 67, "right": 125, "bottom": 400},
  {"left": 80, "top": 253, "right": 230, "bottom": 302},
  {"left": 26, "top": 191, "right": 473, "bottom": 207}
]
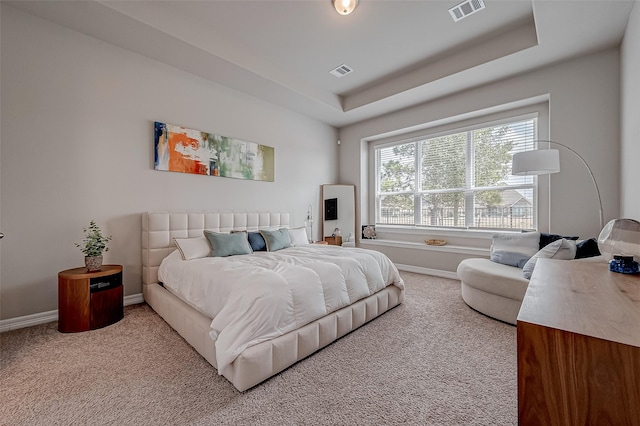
[{"left": 512, "top": 149, "right": 561, "bottom": 176}]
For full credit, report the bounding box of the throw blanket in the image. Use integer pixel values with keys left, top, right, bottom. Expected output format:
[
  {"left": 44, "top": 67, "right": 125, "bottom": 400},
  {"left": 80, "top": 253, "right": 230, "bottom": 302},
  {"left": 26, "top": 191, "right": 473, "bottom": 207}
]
[{"left": 158, "top": 245, "right": 404, "bottom": 375}]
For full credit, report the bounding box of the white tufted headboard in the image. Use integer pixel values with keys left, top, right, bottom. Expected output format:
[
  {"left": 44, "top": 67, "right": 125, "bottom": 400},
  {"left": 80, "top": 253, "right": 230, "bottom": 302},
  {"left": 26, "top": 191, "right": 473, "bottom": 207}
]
[{"left": 142, "top": 211, "right": 290, "bottom": 286}]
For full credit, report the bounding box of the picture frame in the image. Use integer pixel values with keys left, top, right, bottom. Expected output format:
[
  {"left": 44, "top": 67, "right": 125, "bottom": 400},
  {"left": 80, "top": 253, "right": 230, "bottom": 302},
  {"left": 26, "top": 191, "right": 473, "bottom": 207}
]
[
  {"left": 154, "top": 121, "right": 275, "bottom": 182},
  {"left": 362, "top": 225, "right": 377, "bottom": 239}
]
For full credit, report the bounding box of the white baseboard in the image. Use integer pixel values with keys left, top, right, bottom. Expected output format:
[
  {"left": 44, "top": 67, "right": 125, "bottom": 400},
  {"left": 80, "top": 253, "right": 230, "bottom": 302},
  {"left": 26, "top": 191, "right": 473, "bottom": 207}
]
[
  {"left": 124, "top": 293, "right": 145, "bottom": 306},
  {"left": 395, "top": 263, "right": 460, "bottom": 280},
  {"left": 0, "top": 269, "right": 459, "bottom": 332},
  {"left": 0, "top": 293, "right": 145, "bottom": 333}
]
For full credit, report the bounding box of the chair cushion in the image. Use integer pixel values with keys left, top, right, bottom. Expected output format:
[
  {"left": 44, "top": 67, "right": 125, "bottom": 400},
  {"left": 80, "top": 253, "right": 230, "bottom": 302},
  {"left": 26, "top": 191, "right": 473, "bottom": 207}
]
[{"left": 457, "top": 258, "right": 529, "bottom": 301}]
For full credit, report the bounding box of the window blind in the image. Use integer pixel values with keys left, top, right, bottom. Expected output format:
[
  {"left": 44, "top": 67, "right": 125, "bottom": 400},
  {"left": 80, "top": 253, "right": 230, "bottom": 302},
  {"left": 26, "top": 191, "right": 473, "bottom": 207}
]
[{"left": 375, "top": 117, "right": 537, "bottom": 230}]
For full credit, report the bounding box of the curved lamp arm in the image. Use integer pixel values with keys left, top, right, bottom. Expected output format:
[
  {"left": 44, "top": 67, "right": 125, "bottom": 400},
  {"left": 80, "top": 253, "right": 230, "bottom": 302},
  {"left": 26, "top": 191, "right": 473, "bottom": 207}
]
[{"left": 533, "top": 140, "right": 604, "bottom": 230}]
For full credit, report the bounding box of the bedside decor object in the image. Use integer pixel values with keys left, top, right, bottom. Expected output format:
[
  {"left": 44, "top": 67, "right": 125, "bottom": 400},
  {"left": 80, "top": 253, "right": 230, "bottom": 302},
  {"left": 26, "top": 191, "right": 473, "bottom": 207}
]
[
  {"left": 324, "top": 235, "right": 343, "bottom": 246},
  {"left": 512, "top": 140, "right": 604, "bottom": 229},
  {"left": 154, "top": 121, "right": 275, "bottom": 182},
  {"left": 362, "top": 225, "right": 376, "bottom": 239},
  {"left": 609, "top": 255, "right": 640, "bottom": 274},
  {"left": 304, "top": 204, "right": 314, "bottom": 243},
  {"left": 425, "top": 239, "right": 446, "bottom": 246},
  {"left": 597, "top": 218, "right": 640, "bottom": 261},
  {"left": 76, "top": 220, "right": 112, "bottom": 272}
]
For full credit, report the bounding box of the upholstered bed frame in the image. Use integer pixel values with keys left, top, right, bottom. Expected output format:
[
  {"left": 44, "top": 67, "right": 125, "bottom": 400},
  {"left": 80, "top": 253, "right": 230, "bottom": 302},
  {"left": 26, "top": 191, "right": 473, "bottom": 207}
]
[{"left": 142, "top": 211, "right": 404, "bottom": 392}]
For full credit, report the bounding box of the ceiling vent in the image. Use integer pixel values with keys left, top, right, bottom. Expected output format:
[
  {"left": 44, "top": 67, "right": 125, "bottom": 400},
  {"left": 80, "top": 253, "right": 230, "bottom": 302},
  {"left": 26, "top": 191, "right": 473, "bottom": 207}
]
[
  {"left": 329, "top": 64, "right": 353, "bottom": 78},
  {"left": 449, "top": 0, "right": 485, "bottom": 22}
]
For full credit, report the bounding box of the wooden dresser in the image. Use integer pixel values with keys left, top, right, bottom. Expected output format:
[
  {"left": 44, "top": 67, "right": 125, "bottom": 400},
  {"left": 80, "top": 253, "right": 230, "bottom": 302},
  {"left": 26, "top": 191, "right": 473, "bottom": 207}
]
[{"left": 517, "top": 259, "right": 640, "bottom": 425}]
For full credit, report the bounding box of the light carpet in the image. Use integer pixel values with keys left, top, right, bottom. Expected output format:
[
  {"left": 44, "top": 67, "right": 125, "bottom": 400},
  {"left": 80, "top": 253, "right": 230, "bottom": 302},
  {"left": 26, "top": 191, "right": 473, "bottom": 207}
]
[{"left": 0, "top": 272, "right": 516, "bottom": 425}]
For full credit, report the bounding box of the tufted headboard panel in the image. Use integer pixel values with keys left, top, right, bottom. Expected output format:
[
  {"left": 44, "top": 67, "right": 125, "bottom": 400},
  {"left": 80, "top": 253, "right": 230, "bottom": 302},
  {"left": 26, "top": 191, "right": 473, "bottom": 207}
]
[{"left": 142, "top": 211, "right": 291, "bottom": 286}]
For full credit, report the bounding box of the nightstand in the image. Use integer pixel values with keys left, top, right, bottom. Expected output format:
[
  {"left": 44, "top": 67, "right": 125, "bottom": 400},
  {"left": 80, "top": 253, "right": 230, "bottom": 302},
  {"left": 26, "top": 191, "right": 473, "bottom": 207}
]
[
  {"left": 313, "top": 241, "right": 329, "bottom": 245},
  {"left": 58, "top": 265, "right": 123, "bottom": 333}
]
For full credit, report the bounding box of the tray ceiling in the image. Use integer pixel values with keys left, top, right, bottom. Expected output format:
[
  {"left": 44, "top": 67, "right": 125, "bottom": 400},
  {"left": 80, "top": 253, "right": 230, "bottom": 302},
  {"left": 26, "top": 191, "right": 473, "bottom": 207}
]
[{"left": 6, "top": 0, "right": 635, "bottom": 127}]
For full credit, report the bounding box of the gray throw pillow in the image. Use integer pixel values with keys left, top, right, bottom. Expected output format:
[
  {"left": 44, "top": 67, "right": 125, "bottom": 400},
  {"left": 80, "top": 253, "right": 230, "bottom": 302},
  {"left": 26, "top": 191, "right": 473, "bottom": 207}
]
[
  {"left": 490, "top": 232, "right": 540, "bottom": 268},
  {"left": 522, "top": 238, "right": 577, "bottom": 279},
  {"left": 203, "top": 230, "right": 253, "bottom": 257},
  {"left": 260, "top": 228, "right": 291, "bottom": 252}
]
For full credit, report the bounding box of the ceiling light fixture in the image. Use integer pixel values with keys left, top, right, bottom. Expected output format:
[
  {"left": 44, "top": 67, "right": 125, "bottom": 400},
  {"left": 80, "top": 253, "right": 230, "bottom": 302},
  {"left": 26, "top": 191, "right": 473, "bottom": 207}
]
[{"left": 332, "top": 0, "right": 358, "bottom": 16}]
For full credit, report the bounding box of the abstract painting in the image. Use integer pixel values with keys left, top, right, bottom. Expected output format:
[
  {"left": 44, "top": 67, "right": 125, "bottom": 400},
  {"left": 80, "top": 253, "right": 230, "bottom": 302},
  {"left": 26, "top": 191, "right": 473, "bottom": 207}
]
[{"left": 154, "top": 121, "right": 275, "bottom": 182}]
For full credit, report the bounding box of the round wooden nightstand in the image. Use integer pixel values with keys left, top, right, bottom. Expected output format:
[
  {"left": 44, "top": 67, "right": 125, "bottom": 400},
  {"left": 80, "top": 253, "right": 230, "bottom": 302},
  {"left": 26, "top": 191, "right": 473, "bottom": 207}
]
[{"left": 58, "top": 265, "right": 123, "bottom": 333}]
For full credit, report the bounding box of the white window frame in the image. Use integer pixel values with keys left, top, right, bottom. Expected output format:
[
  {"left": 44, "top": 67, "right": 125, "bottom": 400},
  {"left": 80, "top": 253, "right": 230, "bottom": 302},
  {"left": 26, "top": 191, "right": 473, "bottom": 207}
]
[{"left": 368, "top": 104, "right": 550, "bottom": 237}]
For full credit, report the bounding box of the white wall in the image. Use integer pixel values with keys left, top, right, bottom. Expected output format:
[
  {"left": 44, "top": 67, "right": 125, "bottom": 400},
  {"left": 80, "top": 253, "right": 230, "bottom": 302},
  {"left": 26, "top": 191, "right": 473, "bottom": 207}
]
[
  {"left": 621, "top": 2, "right": 640, "bottom": 219},
  {"left": 0, "top": 5, "right": 338, "bottom": 320},
  {"left": 338, "top": 49, "right": 620, "bottom": 273}
]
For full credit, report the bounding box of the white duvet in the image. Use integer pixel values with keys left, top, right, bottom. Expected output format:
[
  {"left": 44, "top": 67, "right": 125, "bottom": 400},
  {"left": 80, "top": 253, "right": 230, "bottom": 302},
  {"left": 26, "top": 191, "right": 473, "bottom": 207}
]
[{"left": 158, "top": 245, "right": 404, "bottom": 375}]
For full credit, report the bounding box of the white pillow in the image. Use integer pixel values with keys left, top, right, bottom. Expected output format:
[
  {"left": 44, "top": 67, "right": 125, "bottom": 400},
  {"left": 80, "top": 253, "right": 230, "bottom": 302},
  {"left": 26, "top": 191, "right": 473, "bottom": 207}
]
[
  {"left": 173, "top": 236, "right": 211, "bottom": 260},
  {"left": 490, "top": 232, "right": 540, "bottom": 268},
  {"left": 288, "top": 227, "right": 309, "bottom": 246},
  {"left": 522, "top": 238, "right": 577, "bottom": 279}
]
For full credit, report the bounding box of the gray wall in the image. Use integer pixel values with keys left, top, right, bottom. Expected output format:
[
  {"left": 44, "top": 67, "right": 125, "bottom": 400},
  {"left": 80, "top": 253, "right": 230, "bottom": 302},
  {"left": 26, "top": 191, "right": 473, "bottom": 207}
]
[
  {"left": 0, "top": 5, "right": 338, "bottom": 320},
  {"left": 621, "top": 2, "right": 640, "bottom": 219},
  {"left": 338, "top": 49, "right": 621, "bottom": 274}
]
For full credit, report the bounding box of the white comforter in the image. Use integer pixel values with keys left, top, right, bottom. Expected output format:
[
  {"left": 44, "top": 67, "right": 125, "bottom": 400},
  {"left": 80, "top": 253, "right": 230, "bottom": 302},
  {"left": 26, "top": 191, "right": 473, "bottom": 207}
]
[{"left": 158, "top": 245, "right": 404, "bottom": 375}]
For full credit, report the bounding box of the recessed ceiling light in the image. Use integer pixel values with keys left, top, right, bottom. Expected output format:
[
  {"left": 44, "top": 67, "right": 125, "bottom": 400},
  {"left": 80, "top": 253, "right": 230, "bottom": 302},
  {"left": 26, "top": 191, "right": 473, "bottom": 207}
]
[{"left": 449, "top": 0, "right": 485, "bottom": 22}]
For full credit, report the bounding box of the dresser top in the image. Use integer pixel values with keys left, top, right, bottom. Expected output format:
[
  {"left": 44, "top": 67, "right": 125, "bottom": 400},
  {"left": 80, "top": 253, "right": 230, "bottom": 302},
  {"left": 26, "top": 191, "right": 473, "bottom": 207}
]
[{"left": 517, "top": 259, "right": 640, "bottom": 347}]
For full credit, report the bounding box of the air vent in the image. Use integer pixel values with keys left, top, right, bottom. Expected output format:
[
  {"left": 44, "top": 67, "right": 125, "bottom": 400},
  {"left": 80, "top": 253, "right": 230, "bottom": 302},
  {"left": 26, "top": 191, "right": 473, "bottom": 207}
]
[
  {"left": 329, "top": 64, "right": 353, "bottom": 78},
  {"left": 449, "top": 0, "right": 485, "bottom": 22}
]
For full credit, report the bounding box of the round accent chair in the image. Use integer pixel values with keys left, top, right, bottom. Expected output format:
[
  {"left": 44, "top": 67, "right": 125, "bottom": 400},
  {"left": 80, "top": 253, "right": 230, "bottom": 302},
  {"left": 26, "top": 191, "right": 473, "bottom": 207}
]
[{"left": 457, "top": 258, "right": 529, "bottom": 326}]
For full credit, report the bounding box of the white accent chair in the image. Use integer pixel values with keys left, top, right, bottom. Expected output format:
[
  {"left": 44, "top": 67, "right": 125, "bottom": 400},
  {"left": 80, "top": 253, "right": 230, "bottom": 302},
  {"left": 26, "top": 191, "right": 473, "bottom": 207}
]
[{"left": 457, "top": 258, "right": 528, "bottom": 325}]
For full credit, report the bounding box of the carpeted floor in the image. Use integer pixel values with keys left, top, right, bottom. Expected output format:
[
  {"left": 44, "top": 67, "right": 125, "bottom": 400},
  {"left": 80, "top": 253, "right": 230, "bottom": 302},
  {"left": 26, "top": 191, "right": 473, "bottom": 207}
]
[{"left": 0, "top": 272, "right": 517, "bottom": 426}]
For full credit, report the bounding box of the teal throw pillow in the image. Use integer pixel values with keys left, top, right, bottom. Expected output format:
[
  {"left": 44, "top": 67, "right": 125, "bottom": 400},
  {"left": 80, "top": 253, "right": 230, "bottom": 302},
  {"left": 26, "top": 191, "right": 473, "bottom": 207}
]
[
  {"left": 260, "top": 228, "right": 291, "bottom": 252},
  {"left": 204, "top": 230, "right": 253, "bottom": 257}
]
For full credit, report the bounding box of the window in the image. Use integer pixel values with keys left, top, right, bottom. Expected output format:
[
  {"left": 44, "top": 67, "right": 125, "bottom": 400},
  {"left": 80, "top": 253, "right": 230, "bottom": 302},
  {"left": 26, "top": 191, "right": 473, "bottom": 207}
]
[{"left": 375, "top": 116, "right": 537, "bottom": 231}]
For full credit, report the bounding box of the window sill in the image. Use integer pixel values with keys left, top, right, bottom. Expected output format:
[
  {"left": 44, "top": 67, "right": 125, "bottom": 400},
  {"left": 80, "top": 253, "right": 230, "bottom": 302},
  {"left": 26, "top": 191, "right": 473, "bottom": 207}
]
[
  {"left": 373, "top": 225, "right": 514, "bottom": 239},
  {"left": 360, "top": 239, "right": 489, "bottom": 256}
]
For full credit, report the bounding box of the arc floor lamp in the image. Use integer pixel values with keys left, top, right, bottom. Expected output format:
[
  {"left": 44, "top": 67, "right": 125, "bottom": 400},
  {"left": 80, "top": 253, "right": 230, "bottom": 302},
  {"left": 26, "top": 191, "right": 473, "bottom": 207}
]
[{"left": 511, "top": 140, "right": 604, "bottom": 230}]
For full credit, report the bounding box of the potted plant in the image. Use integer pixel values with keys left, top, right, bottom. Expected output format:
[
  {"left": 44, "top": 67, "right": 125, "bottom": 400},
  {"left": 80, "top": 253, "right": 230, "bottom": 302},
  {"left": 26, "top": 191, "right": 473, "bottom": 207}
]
[{"left": 76, "top": 220, "right": 112, "bottom": 272}]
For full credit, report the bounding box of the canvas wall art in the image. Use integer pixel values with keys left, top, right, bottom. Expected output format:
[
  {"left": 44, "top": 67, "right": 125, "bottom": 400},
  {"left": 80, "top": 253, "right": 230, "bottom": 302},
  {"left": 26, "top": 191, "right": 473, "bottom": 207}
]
[{"left": 154, "top": 121, "right": 275, "bottom": 182}]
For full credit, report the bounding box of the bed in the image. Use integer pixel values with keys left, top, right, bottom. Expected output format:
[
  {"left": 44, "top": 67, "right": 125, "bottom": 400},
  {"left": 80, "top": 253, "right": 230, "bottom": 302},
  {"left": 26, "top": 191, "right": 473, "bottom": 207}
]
[{"left": 142, "top": 211, "right": 405, "bottom": 391}]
